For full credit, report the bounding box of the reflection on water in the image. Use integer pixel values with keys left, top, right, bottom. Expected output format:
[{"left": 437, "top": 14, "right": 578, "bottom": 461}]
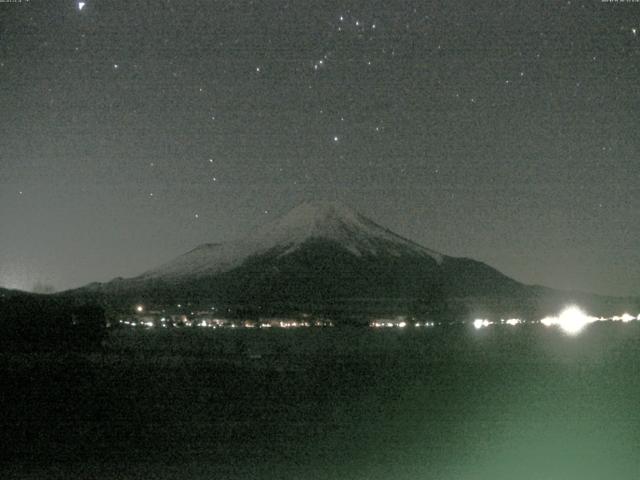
[{"left": 3, "top": 321, "right": 640, "bottom": 479}]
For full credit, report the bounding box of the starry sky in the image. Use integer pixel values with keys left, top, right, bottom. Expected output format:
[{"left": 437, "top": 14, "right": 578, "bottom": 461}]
[{"left": 0, "top": 0, "right": 639, "bottom": 296}]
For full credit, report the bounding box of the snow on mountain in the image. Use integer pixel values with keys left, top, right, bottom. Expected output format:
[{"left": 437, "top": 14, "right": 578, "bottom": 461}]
[{"left": 140, "top": 201, "right": 443, "bottom": 280}]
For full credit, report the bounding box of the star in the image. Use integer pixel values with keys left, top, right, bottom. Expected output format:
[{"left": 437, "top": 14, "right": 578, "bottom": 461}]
[
  {"left": 78, "top": 2, "right": 86, "bottom": 11},
  {"left": 333, "top": 136, "right": 339, "bottom": 142},
  {"left": 632, "top": 28, "right": 637, "bottom": 36},
  {"left": 113, "top": 64, "right": 119, "bottom": 70}
]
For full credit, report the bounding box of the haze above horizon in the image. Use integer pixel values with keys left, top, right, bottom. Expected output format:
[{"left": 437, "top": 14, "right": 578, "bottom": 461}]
[{"left": 0, "top": 1, "right": 638, "bottom": 296}]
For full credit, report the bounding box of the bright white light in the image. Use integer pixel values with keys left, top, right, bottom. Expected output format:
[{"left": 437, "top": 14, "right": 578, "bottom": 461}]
[
  {"left": 473, "top": 318, "right": 490, "bottom": 329},
  {"left": 398, "top": 322, "right": 406, "bottom": 328},
  {"left": 505, "top": 318, "right": 521, "bottom": 326},
  {"left": 620, "top": 313, "right": 634, "bottom": 323},
  {"left": 540, "top": 307, "right": 597, "bottom": 333},
  {"left": 135, "top": 305, "right": 144, "bottom": 313},
  {"left": 540, "top": 316, "right": 555, "bottom": 327},
  {"left": 78, "top": 2, "right": 85, "bottom": 11},
  {"left": 557, "top": 306, "right": 589, "bottom": 335}
]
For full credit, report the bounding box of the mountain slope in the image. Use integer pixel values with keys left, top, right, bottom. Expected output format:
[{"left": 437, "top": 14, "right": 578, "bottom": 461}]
[
  {"left": 66, "top": 201, "right": 637, "bottom": 319},
  {"left": 140, "top": 201, "right": 443, "bottom": 280}
]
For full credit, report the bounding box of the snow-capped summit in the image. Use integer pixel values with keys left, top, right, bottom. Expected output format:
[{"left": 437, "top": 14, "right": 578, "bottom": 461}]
[
  {"left": 140, "top": 201, "right": 443, "bottom": 280},
  {"left": 252, "top": 201, "right": 442, "bottom": 259}
]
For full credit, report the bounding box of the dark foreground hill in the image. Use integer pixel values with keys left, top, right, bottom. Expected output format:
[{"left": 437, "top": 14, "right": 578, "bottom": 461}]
[{"left": 0, "top": 288, "right": 106, "bottom": 351}]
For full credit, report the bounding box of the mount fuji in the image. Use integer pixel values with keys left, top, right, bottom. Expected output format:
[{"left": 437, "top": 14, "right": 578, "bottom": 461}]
[
  {"left": 142, "top": 201, "right": 445, "bottom": 280},
  {"left": 66, "top": 201, "right": 635, "bottom": 320}
]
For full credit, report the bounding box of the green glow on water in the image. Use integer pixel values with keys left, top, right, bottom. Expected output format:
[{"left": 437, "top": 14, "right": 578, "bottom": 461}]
[{"left": 4, "top": 325, "right": 640, "bottom": 479}]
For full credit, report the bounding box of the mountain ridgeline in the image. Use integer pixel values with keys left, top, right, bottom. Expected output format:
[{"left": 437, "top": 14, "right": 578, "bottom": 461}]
[{"left": 66, "top": 202, "right": 637, "bottom": 321}]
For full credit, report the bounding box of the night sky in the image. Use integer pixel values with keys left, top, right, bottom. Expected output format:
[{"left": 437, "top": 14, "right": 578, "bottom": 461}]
[{"left": 1, "top": 0, "right": 638, "bottom": 296}]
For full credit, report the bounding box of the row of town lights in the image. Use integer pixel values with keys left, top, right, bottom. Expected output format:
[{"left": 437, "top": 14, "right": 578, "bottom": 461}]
[{"left": 133, "top": 304, "right": 638, "bottom": 335}]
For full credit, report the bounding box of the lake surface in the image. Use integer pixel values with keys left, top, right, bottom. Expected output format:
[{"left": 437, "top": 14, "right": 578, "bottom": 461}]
[{"left": 2, "top": 324, "right": 640, "bottom": 479}]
